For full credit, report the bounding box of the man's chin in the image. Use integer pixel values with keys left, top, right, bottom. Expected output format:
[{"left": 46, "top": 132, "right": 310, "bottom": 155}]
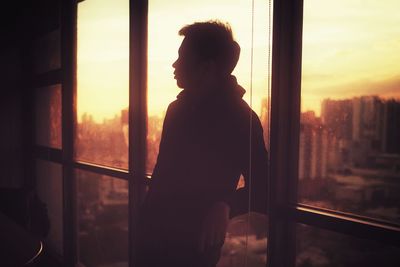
[{"left": 176, "top": 81, "right": 185, "bottom": 89}]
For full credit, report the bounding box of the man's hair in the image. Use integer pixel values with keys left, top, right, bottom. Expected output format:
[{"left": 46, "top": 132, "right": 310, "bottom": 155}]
[{"left": 179, "top": 20, "right": 240, "bottom": 75}]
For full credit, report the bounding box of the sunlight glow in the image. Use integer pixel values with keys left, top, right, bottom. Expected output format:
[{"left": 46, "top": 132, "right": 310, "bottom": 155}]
[
  {"left": 77, "top": 0, "right": 400, "bottom": 120},
  {"left": 77, "top": 0, "right": 129, "bottom": 123},
  {"left": 77, "top": 0, "right": 270, "bottom": 122},
  {"left": 148, "top": 0, "right": 271, "bottom": 117},
  {"left": 301, "top": 0, "right": 400, "bottom": 115}
]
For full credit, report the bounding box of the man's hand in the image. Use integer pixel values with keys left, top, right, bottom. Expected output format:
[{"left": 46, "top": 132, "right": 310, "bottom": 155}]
[{"left": 198, "top": 201, "right": 230, "bottom": 253}]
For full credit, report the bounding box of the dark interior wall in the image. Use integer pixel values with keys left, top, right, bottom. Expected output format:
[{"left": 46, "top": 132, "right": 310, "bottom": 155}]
[
  {"left": 0, "top": 44, "right": 24, "bottom": 188},
  {"left": 0, "top": 1, "right": 40, "bottom": 188},
  {"left": 0, "top": 2, "right": 27, "bottom": 188}
]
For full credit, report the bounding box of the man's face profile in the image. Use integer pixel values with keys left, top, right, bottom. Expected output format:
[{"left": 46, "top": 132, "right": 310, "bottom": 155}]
[{"left": 172, "top": 37, "right": 203, "bottom": 90}]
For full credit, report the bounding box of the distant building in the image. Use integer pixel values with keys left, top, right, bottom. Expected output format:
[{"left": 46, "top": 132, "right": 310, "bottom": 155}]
[
  {"left": 121, "top": 108, "right": 129, "bottom": 146},
  {"left": 321, "top": 98, "right": 353, "bottom": 140},
  {"left": 320, "top": 99, "right": 352, "bottom": 170},
  {"left": 299, "top": 111, "right": 328, "bottom": 180},
  {"left": 352, "top": 96, "right": 383, "bottom": 143},
  {"left": 319, "top": 96, "right": 400, "bottom": 169},
  {"left": 381, "top": 99, "right": 400, "bottom": 154},
  {"left": 351, "top": 96, "right": 384, "bottom": 166},
  {"left": 260, "top": 98, "right": 270, "bottom": 148}
]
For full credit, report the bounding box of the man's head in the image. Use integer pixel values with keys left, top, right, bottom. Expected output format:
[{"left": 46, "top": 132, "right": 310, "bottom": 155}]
[{"left": 172, "top": 20, "right": 240, "bottom": 90}]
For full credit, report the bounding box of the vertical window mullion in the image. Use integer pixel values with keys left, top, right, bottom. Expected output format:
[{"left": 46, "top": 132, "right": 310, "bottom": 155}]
[
  {"left": 268, "top": 0, "right": 303, "bottom": 266},
  {"left": 129, "top": 0, "right": 148, "bottom": 266},
  {"left": 61, "top": 0, "right": 78, "bottom": 265}
]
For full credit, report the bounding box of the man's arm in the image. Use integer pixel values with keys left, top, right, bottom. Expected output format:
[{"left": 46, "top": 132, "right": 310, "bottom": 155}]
[
  {"left": 198, "top": 201, "right": 230, "bottom": 253},
  {"left": 230, "top": 112, "right": 269, "bottom": 218},
  {"left": 198, "top": 112, "right": 268, "bottom": 252}
]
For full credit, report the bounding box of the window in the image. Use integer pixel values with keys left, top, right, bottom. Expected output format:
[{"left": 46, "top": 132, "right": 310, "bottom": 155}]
[
  {"left": 147, "top": 1, "right": 271, "bottom": 266},
  {"left": 147, "top": 0, "right": 272, "bottom": 172},
  {"left": 74, "top": 0, "right": 271, "bottom": 265},
  {"left": 76, "top": 1, "right": 130, "bottom": 266},
  {"left": 267, "top": 0, "right": 400, "bottom": 266},
  {"left": 32, "top": 30, "right": 61, "bottom": 75},
  {"left": 76, "top": 0, "right": 129, "bottom": 170},
  {"left": 296, "top": 223, "right": 400, "bottom": 267},
  {"left": 34, "top": 84, "right": 62, "bottom": 149},
  {"left": 299, "top": 0, "right": 400, "bottom": 224},
  {"left": 29, "top": 0, "right": 400, "bottom": 266},
  {"left": 76, "top": 170, "right": 129, "bottom": 266},
  {"left": 29, "top": 1, "right": 65, "bottom": 261}
]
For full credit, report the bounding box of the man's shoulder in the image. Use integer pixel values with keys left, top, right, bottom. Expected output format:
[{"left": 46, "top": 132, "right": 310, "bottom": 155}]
[
  {"left": 166, "top": 99, "right": 181, "bottom": 112},
  {"left": 229, "top": 97, "right": 259, "bottom": 118}
]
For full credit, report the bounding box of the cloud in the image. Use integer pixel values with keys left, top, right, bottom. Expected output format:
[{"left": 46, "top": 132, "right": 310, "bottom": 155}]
[
  {"left": 301, "top": 75, "right": 400, "bottom": 115},
  {"left": 322, "top": 75, "right": 400, "bottom": 100}
]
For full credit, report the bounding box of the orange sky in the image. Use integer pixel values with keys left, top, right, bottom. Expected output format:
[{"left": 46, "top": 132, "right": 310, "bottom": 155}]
[
  {"left": 77, "top": 0, "right": 270, "bottom": 122},
  {"left": 77, "top": 0, "right": 399, "bottom": 122},
  {"left": 77, "top": 0, "right": 129, "bottom": 123},
  {"left": 301, "top": 0, "right": 400, "bottom": 115}
]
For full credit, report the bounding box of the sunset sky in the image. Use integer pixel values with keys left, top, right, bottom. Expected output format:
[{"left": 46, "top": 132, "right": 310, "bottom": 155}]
[
  {"left": 77, "top": 0, "right": 399, "bottom": 122},
  {"left": 302, "top": 0, "right": 400, "bottom": 115}
]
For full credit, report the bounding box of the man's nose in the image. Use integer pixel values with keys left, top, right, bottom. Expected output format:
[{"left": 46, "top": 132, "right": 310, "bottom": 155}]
[{"left": 172, "top": 59, "right": 178, "bottom": 68}]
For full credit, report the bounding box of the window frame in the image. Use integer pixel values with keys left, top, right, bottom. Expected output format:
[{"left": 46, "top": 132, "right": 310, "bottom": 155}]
[
  {"left": 267, "top": 0, "right": 400, "bottom": 266},
  {"left": 30, "top": 0, "right": 400, "bottom": 266},
  {"left": 62, "top": 0, "right": 149, "bottom": 265},
  {"left": 31, "top": 0, "right": 149, "bottom": 265},
  {"left": 28, "top": 0, "right": 66, "bottom": 262}
]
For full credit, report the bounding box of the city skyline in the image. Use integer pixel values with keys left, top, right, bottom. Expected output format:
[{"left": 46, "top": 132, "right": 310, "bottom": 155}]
[
  {"left": 77, "top": 0, "right": 400, "bottom": 122},
  {"left": 75, "top": 93, "right": 400, "bottom": 125}
]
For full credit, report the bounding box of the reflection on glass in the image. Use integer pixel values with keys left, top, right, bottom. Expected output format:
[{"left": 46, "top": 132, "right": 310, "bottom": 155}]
[
  {"left": 218, "top": 213, "right": 268, "bottom": 267},
  {"left": 299, "top": 0, "right": 400, "bottom": 223},
  {"left": 35, "top": 85, "right": 62, "bottom": 148},
  {"left": 296, "top": 224, "right": 400, "bottom": 267},
  {"left": 76, "top": 0, "right": 129, "bottom": 169},
  {"left": 76, "top": 170, "right": 128, "bottom": 267},
  {"left": 36, "top": 159, "right": 63, "bottom": 255},
  {"left": 33, "top": 30, "right": 61, "bottom": 74},
  {"left": 147, "top": 0, "right": 272, "bottom": 173}
]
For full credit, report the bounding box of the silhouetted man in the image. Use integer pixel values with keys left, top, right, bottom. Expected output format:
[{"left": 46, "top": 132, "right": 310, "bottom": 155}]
[{"left": 137, "top": 21, "right": 268, "bottom": 267}]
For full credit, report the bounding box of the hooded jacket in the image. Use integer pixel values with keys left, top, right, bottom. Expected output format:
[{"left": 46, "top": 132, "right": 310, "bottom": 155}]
[{"left": 143, "top": 75, "right": 268, "bottom": 222}]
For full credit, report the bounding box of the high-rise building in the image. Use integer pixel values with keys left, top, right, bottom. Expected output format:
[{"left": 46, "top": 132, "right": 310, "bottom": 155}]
[
  {"left": 381, "top": 99, "right": 400, "bottom": 154},
  {"left": 351, "top": 96, "right": 384, "bottom": 166},
  {"left": 320, "top": 96, "right": 400, "bottom": 168},
  {"left": 321, "top": 98, "right": 353, "bottom": 141},
  {"left": 320, "top": 99, "right": 353, "bottom": 169},
  {"left": 299, "top": 111, "right": 328, "bottom": 180}
]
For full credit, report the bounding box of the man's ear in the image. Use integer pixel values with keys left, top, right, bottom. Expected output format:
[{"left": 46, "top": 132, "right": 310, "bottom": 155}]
[
  {"left": 227, "top": 41, "right": 240, "bottom": 73},
  {"left": 203, "top": 60, "right": 217, "bottom": 76}
]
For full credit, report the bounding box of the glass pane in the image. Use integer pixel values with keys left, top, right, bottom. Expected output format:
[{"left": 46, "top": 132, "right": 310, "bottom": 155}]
[
  {"left": 35, "top": 84, "right": 62, "bottom": 149},
  {"left": 76, "top": 0, "right": 129, "bottom": 169},
  {"left": 299, "top": 0, "right": 400, "bottom": 223},
  {"left": 76, "top": 170, "right": 128, "bottom": 267},
  {"left": 33, "top": 30, "right": 61, "bottom": 74},
  {"left": 36, "top": 159, "right": 63, "bottom": 255},
  {"left": 147, "top": 0, "right": 271, "bottom": 173},
  {"left": 296, "top": 224, "right": 400, "bottom": 267},
  {"left": 147, "top": 1, "right": 271, "bottom": 266}
]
